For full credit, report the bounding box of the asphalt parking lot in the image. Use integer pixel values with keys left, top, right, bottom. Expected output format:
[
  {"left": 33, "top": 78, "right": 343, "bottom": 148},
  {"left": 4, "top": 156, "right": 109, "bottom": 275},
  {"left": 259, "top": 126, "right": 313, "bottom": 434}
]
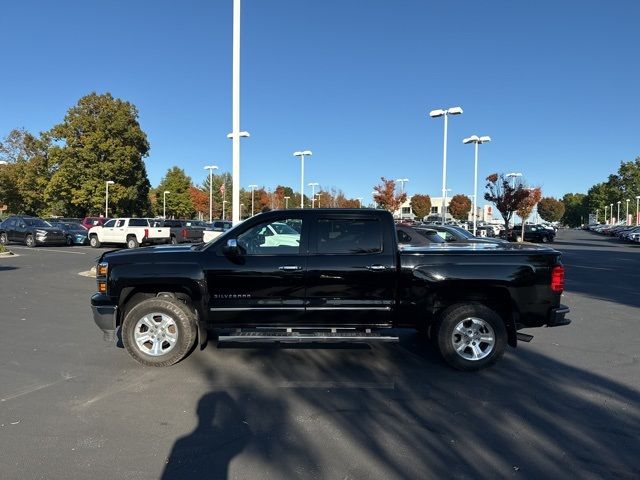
[{"left": 0, "top": 231, "right": 638, "bottom": 479}]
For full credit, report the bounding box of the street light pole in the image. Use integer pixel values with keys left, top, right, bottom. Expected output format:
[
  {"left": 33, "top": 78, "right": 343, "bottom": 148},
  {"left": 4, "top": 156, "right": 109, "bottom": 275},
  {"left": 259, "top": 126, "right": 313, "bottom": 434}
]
[
  {"left": 610, "top": 203, "right": 614, "bottom": 224},
  {"left": 396, "top": 178, "right": 409, "bottom": 193},
  {"left": 604, "top": 205, "right": 608, "bottom": 224},
  {"left": 430, "top": 107, "right": 463, "bottom": 225},
  {"left": 248, "top": 184, "right": 257, "bottom": 216},
  {"left": 204, "top": 165, "right": 219, "bottom": 223},
  {"left": 105, "top": 180, "right": 114, "bottom": 218},
  {"left": 222, "top": 200, "right": 228, "bottom": 220},
  {"left": 163, "top": 191, "right": 170, "bottom": 219},
  {"left": 293, "top": 151, "right": 312, "bottom": 208},
  {"left": 625, "top": 199, "right": 630, "bottom": 225},
  {"left": 308, "top": 182, "right": 319, "bottom": 208},
  {"left": 284, "top": 196, "right": 290, "bottom": 208},
  {"left": 463, "top": 135, "right": 491, "bottom": 236},
  {"left": 636, "top": 196, "right": 640, "bottom": 225},
  {"left": 617, "top": 201, "right": 621, "bottom": 225}
]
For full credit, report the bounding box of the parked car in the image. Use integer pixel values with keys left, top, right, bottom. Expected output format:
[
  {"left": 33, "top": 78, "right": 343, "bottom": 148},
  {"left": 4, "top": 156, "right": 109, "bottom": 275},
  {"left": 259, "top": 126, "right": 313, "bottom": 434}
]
[
  {"left": 81, "top": 217, "right": 109, "bottom": 230},
  {"left": 90, "top": 209, "right": 570, "bottom": 371},
  {"left": 88, "top": 218, "right": 171, "bottom": 249},
  {"left": 0, "top": 215, "right": 67, "bottom": 247},
  {"left": 423, "top": 224, "right": 507, "bottom": 244},
  {"left": 58, "top": 222, "right": 90, "bottom": 245},
  {"left": 396, "top": 225, "right": 445, "bottom": 246},
  {"left": 203, "top": 220, "right": 233, "bottom": 243},
  {"left": 160, "top": 219, "right": 205, "bottom": 244},
  {"left": 505, "top": 225, "right": 556, "bottom": 243}
]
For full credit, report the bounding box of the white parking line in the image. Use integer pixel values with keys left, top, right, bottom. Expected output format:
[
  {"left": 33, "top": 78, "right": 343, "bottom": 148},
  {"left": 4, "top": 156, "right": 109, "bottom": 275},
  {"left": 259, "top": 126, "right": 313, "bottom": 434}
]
[{"left": 9, "top": 246, "right": 87, "bottom": 255}]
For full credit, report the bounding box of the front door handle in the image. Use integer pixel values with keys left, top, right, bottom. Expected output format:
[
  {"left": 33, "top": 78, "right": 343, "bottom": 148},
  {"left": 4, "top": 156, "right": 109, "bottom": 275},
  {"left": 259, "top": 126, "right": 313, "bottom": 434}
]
[
  {"left": 279, "top": 265, "right": 302, "bottom": 271},
  {"left": 367, "top": 264, "right": 387, "bottom": 271}
]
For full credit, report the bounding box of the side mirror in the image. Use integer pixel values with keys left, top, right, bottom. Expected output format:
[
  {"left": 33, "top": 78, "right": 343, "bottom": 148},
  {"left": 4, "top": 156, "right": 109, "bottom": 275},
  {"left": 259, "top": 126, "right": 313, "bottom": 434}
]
[{"left": 222, "top": 238, "right": 240, "bottom": 256}]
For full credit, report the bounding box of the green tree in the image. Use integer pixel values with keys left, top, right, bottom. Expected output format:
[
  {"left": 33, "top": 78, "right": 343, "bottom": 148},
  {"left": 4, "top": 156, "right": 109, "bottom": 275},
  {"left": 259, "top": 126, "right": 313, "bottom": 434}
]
[
  {"left": 0, "top": 129, "right": 53, "bottom": 215},
  {"left": 562, "top": 193, "right": 588, "bottom": 227},
  {"left": 156, "top": 167, "right": 194, "bottom": 218},
  {"left": 201, "top": 171, "right": 233, "bottom": 219},
  {"left": 410, "top": 194, "right": 431, "bottom": 220},
  {"left": 448, "top": 194, "right": 472, "bottom": 222},
  {"left": 537, "top": 197, "right": 565, "bottom": 222},
  {"left": 45, "top": 92, "right": 151, "bottom": 217}
]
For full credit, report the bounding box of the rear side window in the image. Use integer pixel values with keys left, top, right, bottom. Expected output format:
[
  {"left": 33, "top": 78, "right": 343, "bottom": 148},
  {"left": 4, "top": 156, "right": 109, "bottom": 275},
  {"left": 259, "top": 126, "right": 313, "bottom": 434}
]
[
  {"left": 397, "top": 230, "right": 412, "bottom": 244},
  {"left": 128, "top": 218, "right": 148, "bottom": 227},
  {"left": 316, "top": 218, "right": 382, "bottom": 254}
]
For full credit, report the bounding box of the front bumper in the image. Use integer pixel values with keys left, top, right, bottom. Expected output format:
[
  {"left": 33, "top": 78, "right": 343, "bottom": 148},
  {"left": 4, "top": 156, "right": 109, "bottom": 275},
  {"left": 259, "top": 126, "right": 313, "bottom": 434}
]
[
  {"left": 35, "top": 236, "right": 67, "bottom": 245},
  {"left": 90, "top": 293, "right": 118, "bottom": 342},
  {"left": 548, "top": 304, "right": 571, "bottom": 327}
]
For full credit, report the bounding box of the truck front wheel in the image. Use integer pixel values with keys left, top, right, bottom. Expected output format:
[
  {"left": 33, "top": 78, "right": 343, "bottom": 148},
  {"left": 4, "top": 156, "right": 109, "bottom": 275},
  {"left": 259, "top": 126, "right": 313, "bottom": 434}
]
[
  {"left": 122, "top": 297, "right": 197, "bottom": 367},
  {"left": 89, "top": 235, "right": 101, "bottom": 248},
  {"left": 433, "top": 303, "right": 507, "bottom": 371}
]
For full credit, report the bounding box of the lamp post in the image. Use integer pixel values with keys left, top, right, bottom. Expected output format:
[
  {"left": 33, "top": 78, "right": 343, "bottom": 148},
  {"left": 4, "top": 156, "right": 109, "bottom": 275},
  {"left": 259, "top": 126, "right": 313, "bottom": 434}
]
[
  {"left": 617, "top": 201, "right": 621, "bottom": 225},
  {"left": 430, "top": 106, "right": 463, "bottom": 224},
  {"left": 163, "top": 191, "right": 170, "bottom": 219},
  {"left": 596, "top": 209, "right": 599, "bottom": 223},
  {"left": 240, "top": 203, "right": 245, "bottom": 218},
  {"left": 222, "top": 200, "right": 228, "bottom": 220},
  {"left": 506, "top": 172, "right": 523, "bottom": 188},
  {"left": 396, "top": 178, "right": 409, "bottom": 192},
  {"left": 316, "top": 192, "right": 322, "bottom": 208},
  {"left": 284, "top": 196, "right": 290, "bottom": 208},
  {"left": 204, "top": 165, "right": 219, "bottom": 223},
  {"left": 443, "top": 188, "right": 452, "bottom": 223},
  {"left": 604, "top": 205, "right": 608, "bottom": 224},
  {"left": 247, "top": 184, "right": 257, "bottom": 216},
  {"left": 636, "top": 196, "right": 640, "bottom": 225},
  {"left": 463, "top": 135, "right": 491, "bottom": 236},
  {"left": 294, "top": 150, "right": 312, "bottom": 208},
  {"left": 625, "top": 199, "right": 630, "bottom": 225},
  {"left": 105, "top": 180, "right": 114, "bottom": 218},
  {"left": 610, "top": 203, "right": 614, "bottom": 224},
  {"left": 308, "top": 182, "right": 319, "bottom": 208}
]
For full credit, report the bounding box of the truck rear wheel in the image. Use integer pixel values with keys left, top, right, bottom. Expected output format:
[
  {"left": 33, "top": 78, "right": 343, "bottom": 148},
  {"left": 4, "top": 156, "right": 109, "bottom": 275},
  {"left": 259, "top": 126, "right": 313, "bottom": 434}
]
[
  {"left": 126, "top": 236, "right": 139, "bottom": 249},
  {"left": 122, "top": 297, "right": 197, "bottom": 367},
  {"left": 433, "top": 303, "right": 507, "bottom": 371}
]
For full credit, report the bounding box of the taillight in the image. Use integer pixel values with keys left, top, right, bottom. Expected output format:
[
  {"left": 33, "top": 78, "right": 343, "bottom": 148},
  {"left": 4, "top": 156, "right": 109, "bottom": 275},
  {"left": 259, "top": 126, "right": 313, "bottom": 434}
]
[
  {"left": 551, "top": 265, "right": 565, "bottom": 293},
  {"left": 144, "top": 228, "right": 149, "bottom": 239},
  {"left": 181, "top": 228, "right": 187, "bottom": 238}
]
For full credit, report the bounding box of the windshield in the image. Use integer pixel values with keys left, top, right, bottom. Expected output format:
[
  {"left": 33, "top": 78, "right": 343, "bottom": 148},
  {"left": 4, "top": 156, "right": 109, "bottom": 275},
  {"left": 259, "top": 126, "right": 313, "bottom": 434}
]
[
  {"left": 25, "top": 218, "right": 51, "bottom": 227},
  {"left": 271, "top": 223, "right": 299, "bottom": 235}
]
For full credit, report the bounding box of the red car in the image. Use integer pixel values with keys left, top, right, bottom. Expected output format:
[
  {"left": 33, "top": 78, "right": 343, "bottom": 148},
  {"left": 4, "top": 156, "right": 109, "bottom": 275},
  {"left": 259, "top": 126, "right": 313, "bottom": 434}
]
[{"left": 81, "top": 217, "right": 109, "bottom": 230}]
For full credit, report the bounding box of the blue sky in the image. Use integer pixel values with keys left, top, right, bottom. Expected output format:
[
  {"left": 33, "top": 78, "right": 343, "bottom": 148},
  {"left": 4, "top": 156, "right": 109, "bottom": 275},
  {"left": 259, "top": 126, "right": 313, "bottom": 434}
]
[{"left": 1, "top": 0, "right": 639, "bottom": 206}]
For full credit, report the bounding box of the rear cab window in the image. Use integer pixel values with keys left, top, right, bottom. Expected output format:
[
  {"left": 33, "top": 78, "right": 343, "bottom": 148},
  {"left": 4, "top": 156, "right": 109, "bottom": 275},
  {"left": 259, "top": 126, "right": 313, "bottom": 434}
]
[{"left": 316, "top": 218, "right": 382, "bottom": 254}]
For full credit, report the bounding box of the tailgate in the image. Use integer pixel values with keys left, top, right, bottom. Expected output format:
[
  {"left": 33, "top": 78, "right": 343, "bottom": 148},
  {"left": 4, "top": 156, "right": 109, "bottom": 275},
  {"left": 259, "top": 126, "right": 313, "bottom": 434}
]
[{"left": 147, "top": 227, "right": 171, "bottom": 239}]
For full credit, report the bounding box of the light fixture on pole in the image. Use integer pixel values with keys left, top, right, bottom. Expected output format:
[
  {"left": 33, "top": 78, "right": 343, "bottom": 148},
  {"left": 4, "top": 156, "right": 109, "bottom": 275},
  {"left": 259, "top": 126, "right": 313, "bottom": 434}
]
[
  {"left": 284, "top": 196, "right": 290, "bottom": 208},
  {"left": 105, "top": 180, "right": 115, "bottom": 218},
  {"left": 610, "top": 203, "right": 614, "bottom": 224},
  {"left": 396, "top": 178, "right": 409, "bottom": 192},
  {"left": 247, "top": 184, "right": 257, "bottom": 216},
  {"left": 430, "top": 106, "right": 463, "bottom": 224},
  {"left": 308, "top": 182, "right": 319, "bottom": 208},
  {"left": 204, "top": 165, "right": 219, "bottom": 223},
  {"left": 506, "top": 172, "right": 523, "bottom": 188},
  {"left": 463, "top": 135, "right": 491, "bottom": 236},
  {"left": 293, "top": 150, "right": 312, "bottom": 208},
  {"left": 163, "top": 191, "right": 170, "bottom": 219},
  {"left": 626, "top": 199, "right": 630, "bottom": 225}
]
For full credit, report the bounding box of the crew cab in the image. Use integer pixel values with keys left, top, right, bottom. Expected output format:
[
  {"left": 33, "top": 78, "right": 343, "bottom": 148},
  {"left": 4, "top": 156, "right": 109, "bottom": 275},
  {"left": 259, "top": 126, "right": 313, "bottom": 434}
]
[
  {"left": 90, "top": 209, "right": 570, "bottom": 371},
  {"left": 88, "top": 218, "right": 171, "bottom": 249}
]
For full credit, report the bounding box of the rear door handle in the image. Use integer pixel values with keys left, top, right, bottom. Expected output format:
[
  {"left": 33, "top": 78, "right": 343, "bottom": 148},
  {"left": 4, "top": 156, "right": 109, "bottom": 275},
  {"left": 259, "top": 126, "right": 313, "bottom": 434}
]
[
  {"left": 367, "top": 264, "right": 387, "bottom": 271},
  {"left": 279, "top": 265, "right": 302, "bottom": 271}
]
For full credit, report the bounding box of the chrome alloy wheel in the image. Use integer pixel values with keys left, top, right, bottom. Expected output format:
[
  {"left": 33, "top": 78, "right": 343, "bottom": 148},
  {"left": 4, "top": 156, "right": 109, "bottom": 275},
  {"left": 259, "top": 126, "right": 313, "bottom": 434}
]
[
  {"left": 134, "top": 313, "right": 178, "bottom": 356},
  {"left": 451, "top": 317, "right": 495, "bottom": 361}
]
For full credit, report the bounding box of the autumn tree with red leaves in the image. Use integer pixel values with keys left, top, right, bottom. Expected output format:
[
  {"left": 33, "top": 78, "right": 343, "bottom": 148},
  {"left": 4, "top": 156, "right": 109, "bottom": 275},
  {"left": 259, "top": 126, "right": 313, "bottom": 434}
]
[
  {"left": 448, "top": 194, "right": 472, "bottom": 221},
  {"left": 484, "top": 173, "right": 530, "bottom": 231},
  {"left": 516, "top": 187, "right": 542, "bottom": 240},
  {"left": 373, "top": 177, "right": 407, "bottom": 213}
]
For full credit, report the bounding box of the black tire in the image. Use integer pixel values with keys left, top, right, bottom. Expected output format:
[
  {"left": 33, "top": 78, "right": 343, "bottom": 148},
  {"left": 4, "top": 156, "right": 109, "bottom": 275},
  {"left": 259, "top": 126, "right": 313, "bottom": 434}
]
[
  {"left": 25, "top": 234, "right": 35, "bottom": 247},
  {"left": 89, "top": 235, "right": 101, "bottom": 248},
  {"left": 66, "top": 236, "right": 73, "bottom": 246},
  {"left": 126, "top": 236, "right": 139, "bottom": 249},
  {"left": 432, "top": 303, "right": 507, "bottom": 371},
  {"left": 170, "top": 235, "right": 178, "bottom": 245},
  {"left": 541, "top": 236, "right": 549, "bottom": 243},
  {"left": 0, "top": 232, "right": 7, "bottom": 245},
  {"left": 122, "top": 297, "right": 197, "bottom": 367}
]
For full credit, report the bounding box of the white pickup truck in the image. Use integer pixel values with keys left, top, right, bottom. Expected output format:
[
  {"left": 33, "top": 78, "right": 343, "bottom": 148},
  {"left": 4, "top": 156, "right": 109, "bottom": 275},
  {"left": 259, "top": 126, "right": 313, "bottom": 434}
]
[{"left": 88, "top": 218, "right": 171, "bottom": 249}]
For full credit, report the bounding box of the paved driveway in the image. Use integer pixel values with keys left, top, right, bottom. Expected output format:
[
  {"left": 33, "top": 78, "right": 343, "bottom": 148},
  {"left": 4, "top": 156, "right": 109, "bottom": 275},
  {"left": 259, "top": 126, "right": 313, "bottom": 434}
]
[{"left": 0, "top": 232, "right": 638, "bottom": 479}]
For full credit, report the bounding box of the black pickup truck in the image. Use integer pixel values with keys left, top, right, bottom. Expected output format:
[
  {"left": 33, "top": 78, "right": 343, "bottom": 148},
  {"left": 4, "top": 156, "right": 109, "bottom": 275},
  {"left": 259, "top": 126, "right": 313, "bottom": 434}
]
[{"left": 90, "top": 209, "right": 570, "bottom": 371}]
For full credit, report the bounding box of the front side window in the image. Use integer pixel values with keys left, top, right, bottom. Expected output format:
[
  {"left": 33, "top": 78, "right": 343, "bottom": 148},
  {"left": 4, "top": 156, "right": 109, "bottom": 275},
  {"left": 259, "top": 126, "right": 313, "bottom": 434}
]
[
  {"left": 115, "top": 219, "right": 126, "bottom": 228},
  {"left": 103, "top": 219, "right": 116, "bottom": 228},
  {"left": 316, "top": 218, "right": 382, "bottom": 254},
  {"left": 237, "top": 218, "right": 302, "bottom": 255}
]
